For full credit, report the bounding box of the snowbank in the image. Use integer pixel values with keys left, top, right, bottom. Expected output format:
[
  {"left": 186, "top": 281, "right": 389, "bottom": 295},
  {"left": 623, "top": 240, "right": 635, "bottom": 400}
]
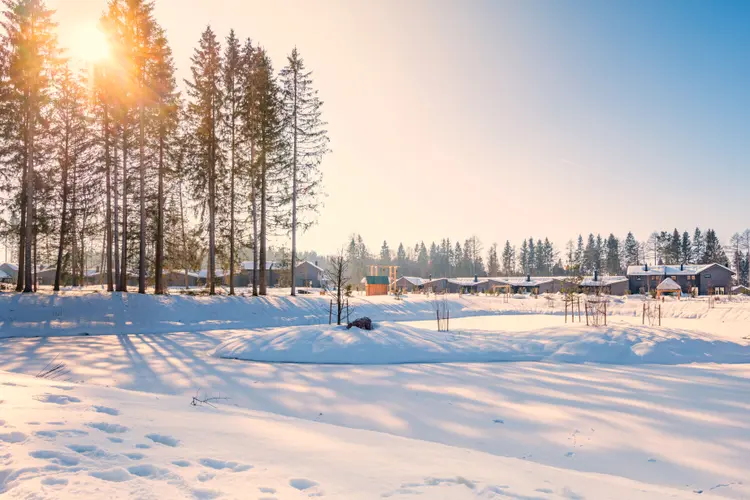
[{"left": 213, "top": 317, "right": 750, "bottom": 365}]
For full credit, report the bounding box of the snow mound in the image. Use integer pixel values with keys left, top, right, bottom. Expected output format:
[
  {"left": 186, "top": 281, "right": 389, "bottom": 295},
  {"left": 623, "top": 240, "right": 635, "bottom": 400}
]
[{"left": 213, "top": 321, "right": 750, "bottom": 365}]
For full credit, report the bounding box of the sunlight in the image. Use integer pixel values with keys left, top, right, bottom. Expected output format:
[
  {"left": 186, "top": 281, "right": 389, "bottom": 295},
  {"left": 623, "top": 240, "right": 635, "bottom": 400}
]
[{"left": 68, "top": 22, "right": 110, "bottom": 63}]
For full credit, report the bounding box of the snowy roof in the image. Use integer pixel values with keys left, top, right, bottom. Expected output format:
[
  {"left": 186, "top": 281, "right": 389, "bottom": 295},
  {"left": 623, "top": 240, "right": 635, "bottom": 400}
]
[
  {"left": 732, "top": 285, "right": 749, "bottom": 293},
  {"left": 298, "top": 261, "right": 323, "bottom": 272},
  {"left": 396, "top": 276, "right": 426, "bottom": 286},
  {"left": 626, "top": 263, "right": 734, "bottom": 276},
  {"left": 1, "top": 263, "right": 18, "bottom": 271},
  {"left": 195, "top": 269, "right": 226, "bottom": 278},
  {"left": 502, "top": 277, "right": 554, "bottom": 287},
  {"left": 241, "top": 261, "right": 279, "bottom": 271},
  {"left": 581, "top": 276, "right": 628, "bottom": 287},
  {"left": 657, "top": 278, "right": 682, "bottom": 291},
  {"left": 0, "top": 269, "right": 9, "bottom": 279}
]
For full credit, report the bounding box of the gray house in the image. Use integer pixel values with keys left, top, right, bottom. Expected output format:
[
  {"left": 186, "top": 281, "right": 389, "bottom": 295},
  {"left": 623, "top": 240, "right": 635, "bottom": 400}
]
[
  {"left": 295, "top": 261, "right": 324, "bottom": 288},
  {"left": 394, "top": 276, "right": 426, "bottom": 292},
  {"left": 626, "top": 263, "right": 734, "bottom": 295},
  {"left": 423, "top": 278, "right": 486, "bottom": 294},
  {"left": 580, "top": 273, "right": 628, "bottom": 296},
  {"left": 0, "top": 263, "right": 18, "bottom": 283}
]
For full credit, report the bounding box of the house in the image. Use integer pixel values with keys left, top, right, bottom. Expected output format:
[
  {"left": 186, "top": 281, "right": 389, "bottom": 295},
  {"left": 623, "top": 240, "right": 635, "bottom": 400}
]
[
  {"left": 0, "top": 269, "right": 11, "bottom": 283},
  {"left": 733, "top": 285, "right": 750, "bottom": 295},
  {"left": 240, "top": 261, "right": 281, "bottom": 288},
  {"left": 499, "top": 276, "right": 563, "bottom": 294},
  {"left": 423, "top": 277, "right": 487, "bottom": 294},
  {"left": 394, "top": 276, "right": 425, "bottom": 293},
  {"left": 0, "top": 263, "right": 18, "bottom": 283},
  {"left": 295, "top": 261, "right": 324, "bottom": 288},
  {"left": 365, "top": 275, "right": 390, "bottom": 296},
  {"left": 580, "top": 272, "right": 628, "bottom": 296},
  {"left": 626, "top": 263, "right": 734, "bottom": 295},
  {"left": 164, "top": 270, "right": 200, "bottom": 288}
]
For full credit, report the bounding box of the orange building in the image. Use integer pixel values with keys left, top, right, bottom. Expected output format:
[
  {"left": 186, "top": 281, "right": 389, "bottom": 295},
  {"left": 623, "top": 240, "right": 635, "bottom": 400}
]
[{"left": 365, "top": 276, "right": 390, "bottom": 296}]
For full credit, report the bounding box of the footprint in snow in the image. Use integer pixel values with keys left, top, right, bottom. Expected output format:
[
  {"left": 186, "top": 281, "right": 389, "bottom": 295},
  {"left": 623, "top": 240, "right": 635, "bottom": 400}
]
[
  {"left": 93, "top": 405, "right": 120, "bottom": 416},
  {"left": 26, "top": 421, "right": 40, "bottom": 426},
  {"left": 192, "top": 488, "right": 222, "bottom": 499},
  {"left": 146, "top": 433, "right": 179, "bottom": 447},
  {"left": 33, "top": 394, "right": 81, "bottom": 405},
  {"left": 259, "top": 487, "right": 276, "bottom": 494},
  {"left": 135, "top": 443, "right": 151, "bottom": 449},
  {"left": 172, "top": 460, "right": 191, "bottom": 467},
  {"left": 41, "top": 477, "right": 68, "bottom": 486},
  {"left": 564, "top": 451, "right": 575, "bottom": 458},
  {"left": 199, "top": 458, "right": 252, "bottom": 472},
  {"left": 290, "top": 478, "right": 324, "bottom": 496},
  {"left": 198, "top": 471, "right": 215, "bottom": 482},
  {"left": 35, "top": 429, "right": 88, "bottom": 439},
  {"left": 51, "top": 385, "right": 75, "bottom": 391},
  {"left": 88, "top": 422, "right": 128, "bottom": 434},
  {"left": 0, "top": 431, "right": 27, "bottom": 443},
  {"left": 128, "top": 464, "right": 169, "bottom": 479},
  {"left": 108, "top": 437, "right": 124, "bottom": 444},
  {"left": 124, "top": 452, "right": 145, "bottom": 460},
  {"left": 29, "top": 450, "right": 80, "bottom": 467}
]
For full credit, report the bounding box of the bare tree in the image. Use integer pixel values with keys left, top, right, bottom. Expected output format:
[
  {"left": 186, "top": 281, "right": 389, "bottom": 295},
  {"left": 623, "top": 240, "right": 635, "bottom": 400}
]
[{"left": 324, "top": 250, "right": 349, "bottom": 325}]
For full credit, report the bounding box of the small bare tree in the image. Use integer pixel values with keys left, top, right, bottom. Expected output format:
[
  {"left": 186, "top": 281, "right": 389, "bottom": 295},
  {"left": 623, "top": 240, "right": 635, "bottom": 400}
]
[{"left": 325, "top": 250, "right": 349, "bottom": 325}]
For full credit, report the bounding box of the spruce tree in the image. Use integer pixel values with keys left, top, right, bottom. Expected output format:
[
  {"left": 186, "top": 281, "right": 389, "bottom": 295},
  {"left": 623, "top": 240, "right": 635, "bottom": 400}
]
[
  {"left": 692, "top": 228, "right": 705, "bottom": 263},
  {"left": 501, "top": 240, "right": 513, "bottom": 276},
  {"left": 623, "top": 231, "right": 639, "bottom": 266},
  {"left": 186, "top": 26, "right": 223, "bottom": 295},
  {"left": 487, "top": 243, "right": 499, "bottom": 276},
  {"left": 279, "top": 47, "right": 328, "bottom": 296},
  {"left": 680, "top": 231, "right": 691, "bottom": 264}
]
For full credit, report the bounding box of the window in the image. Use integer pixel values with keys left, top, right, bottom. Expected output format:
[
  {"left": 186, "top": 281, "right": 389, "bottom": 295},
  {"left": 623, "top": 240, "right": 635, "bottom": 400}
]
[
  {"left": 704, "top": 274, "right": 711, "bottom": 279},
  {"left": 636, "top": 276, "right": 642, "bottom": 281}
]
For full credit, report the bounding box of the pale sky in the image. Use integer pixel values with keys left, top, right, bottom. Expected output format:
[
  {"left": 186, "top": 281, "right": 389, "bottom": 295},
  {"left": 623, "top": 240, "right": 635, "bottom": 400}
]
[{"left": 50, "top": 0, "right": 750, "bottom": 255}]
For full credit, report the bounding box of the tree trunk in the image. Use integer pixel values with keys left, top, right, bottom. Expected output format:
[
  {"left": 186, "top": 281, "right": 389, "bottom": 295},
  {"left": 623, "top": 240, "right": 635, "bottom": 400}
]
[
  {"left": 155, "top": 134, "right": 164, "bottom": 294},
  {"left": 54, "top": 131, "right": 70, "bottom": 291},
  {"left": 207, "top": 98, "right": 216, "bottom": 296},
  {"left": 23, "top": 99, "right": 34, "bottom": 293},
  {"left": 229, "top": 113, "right": 235, "bottom": 296},
  {"left": 259, "top": 151, "right": 267, "bottom": 295},
  {"left": 104, "top": 103, "right": 114, "bottom": 291},
  {"left": 138, "top": 101, "right": 146, "bottom": 294},
  {"left": 71, "top": 153, "right": 78, "bottom": 287},
  {"left": 119, "top": 129, "right": 128, "bottom": 292},
  {"left": 290, "top": 68, "right": 298, "bottom": 297},
  {"left": 113, "top": 128, "right": 120, "bottom": 287},
  {"left": 16, "top": 160, "right": 27, "bottom": 292},
  {"left": 178, "top": 179, "right": 189, "bottom": 289},
  {"left": 251, "top": 147, "right": 258, "bottom": 296}
]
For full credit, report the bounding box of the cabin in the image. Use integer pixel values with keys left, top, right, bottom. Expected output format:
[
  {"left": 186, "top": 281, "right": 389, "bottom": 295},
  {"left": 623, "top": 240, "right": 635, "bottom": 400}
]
[
  {"left": 580, "top": 272, "right": 628, "bottom": 296},
  {"left": 365, "top": 275, "right": 390, "bottom": 296},
  {"left": 626, "top": 263, "right": 734, "bottom": 296},
  {"left": 422, "top": 278, "right": 486, "bottom": 294},
  {"left": 240, "top": 261, "right": 281, "bottom": 288},
  {"left": 295, "top": 261, "right": 324, "bottom": 288},
  {"left": 732, "top": 285, "right": 750, "bottom": 295},
  {"left": 164, "top": 270, "right": 200, "bottom": 288},
  {"left": 656, "top": 277, "right": 682, "bottom": 299},
  {"left": 394, "top": 276, "right": 425, "bottom": 293}
]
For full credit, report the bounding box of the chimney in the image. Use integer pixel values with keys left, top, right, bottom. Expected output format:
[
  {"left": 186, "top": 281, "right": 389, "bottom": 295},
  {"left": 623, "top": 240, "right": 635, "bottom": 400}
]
[
  {"left": 527, "top": 274, "right": 531, "bottom": 282},
  {"left": 315, "top": 260, "right": 318, "bottom": 267},
  {"left": 644, "top": 263, "right": 648, "bottom": 272},
  {"left": 680, "top": 263, "right": 684, "bottom": 271},
  {"left": 474, "top": 274, "right": 478, "bottom": 283},
  {"left": 594, "top": 269, "right": 599, "bottom": 282}
]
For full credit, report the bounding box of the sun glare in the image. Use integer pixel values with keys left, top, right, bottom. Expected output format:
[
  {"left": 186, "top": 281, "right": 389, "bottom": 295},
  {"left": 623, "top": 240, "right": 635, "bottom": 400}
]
[{"left": 69, "top": 23, "right": 110, "bottom": 63}]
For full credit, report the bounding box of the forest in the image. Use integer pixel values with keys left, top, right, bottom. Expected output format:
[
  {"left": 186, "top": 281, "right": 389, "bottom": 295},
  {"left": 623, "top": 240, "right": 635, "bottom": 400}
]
[
  {"left": 0, "top": 0, "right": 328, "bottom": 295},
  {"left": 343, "top": 227, "right": 750, "bottom": 287}
]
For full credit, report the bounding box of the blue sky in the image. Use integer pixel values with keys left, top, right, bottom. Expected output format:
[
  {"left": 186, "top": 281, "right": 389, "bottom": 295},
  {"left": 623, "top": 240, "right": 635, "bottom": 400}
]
[{"left": 52, "top": 0, "right": 750, "bottom": 254}]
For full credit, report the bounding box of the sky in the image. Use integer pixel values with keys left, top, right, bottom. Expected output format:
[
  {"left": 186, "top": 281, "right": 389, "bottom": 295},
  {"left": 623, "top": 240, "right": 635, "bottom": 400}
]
[{"left": 49, "top": 0, "right": 750, "bottom": 256}]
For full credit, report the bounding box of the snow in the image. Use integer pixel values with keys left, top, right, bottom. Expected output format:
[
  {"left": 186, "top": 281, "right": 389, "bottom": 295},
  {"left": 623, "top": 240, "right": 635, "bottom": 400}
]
[
  {"left": 1, "top": 292, "right": 750, "bottom": 498},
  {"left": 580, "top": 276, "right": 627, "bottom": 286},
  {"left": 626, "top": 263, "right": 734, "bottom": 277}
]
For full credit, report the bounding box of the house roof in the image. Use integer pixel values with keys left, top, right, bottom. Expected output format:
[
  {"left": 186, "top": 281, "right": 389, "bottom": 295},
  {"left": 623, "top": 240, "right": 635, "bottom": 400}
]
[
  {"left": 396, "top": 276, "right": 426, "bottom": 286},
  {"left": 1, "top": 263, "right": 18, "bottom": 271},
  {"left": 626, "top": 263, "right": 735, "bottom": 277},
  {"left": 657, "top": 277, "right": 682, "bottom": 291},
  {"left": 298, "top": 260, "right": 323, "bottom": 272},
  {"left": 241, "top": 261, "right": 280, "bottom": 271},
  {"left": 732, "top": 285, "right": 750, "bottom": 293},
  {"left": 0, "top": 269, "right": 9, "bottom": 279},
  {"left": 581, "top": 276, "right": 628, "bottom": 287},
  {"left": 365, "top": 276, "right": 390, "bottom": 285}
]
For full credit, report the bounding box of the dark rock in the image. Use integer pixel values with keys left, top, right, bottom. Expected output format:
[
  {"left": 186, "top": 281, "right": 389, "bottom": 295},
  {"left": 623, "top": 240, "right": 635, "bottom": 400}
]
[{"left": 346, "top": 317, "right": 373, "bottom": 330}]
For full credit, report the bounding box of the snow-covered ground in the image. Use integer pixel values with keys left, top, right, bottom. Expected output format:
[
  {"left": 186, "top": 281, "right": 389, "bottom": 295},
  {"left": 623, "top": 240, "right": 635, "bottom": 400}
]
[{"left": 1, "top": 292, "right": 749, "bottom": 498}]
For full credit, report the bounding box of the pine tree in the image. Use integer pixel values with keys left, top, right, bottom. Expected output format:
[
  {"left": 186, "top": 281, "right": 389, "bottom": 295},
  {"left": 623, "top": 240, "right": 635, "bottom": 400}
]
[
  {"left": 623, "top": 231, "right": 639, "bottom": 266},
  {"left": 519, "top": 239, "right": 528, "bottom": 274},
  {"left": 583, "top": 234, "right": 596, "bottom": 273},
  {"left": 487, "top": 243, "right": 499, "bottom": 276},
  {"left": 151, "top": 28, "right": 178, "bottom": 294},
  {"left": 605, "top": 234, "right": 620, "bottom": 274},
  {"left": 1, "top": 0, "right": 60, "bottom": 292},
  {"left": 702, "top": 229, "right": 728, "bottom": 266},
  {"left": 379, "top": 240, "right": 390, "bottom": 264},
  {"left": 668, "top": 228, "right": 680, "bottom": 264},
  {"left": 501, "top": 240, "right": 513, "bottom": 276},
  {"left": 574, "top": 235, "right": 584, "bottom": 271},
  {"left": 417, "top": 242, "right": 428, "bottom": 275},
  {"left": 185, "top": 26, "right": 223, "bottom": 295},
  {"left": 680, "top": 231, "right": 691, "bottom": 264},
  {"left": 279, "top": 47, "right": 328, "bottom": 296},
  {"left": 51, "top": 65, "right": 89, "bottom": 290},
  {"left": 692, "top": 228, "right": 705, "bottom": 263},
  {"left": 527, "top": 238, "right": 535, "bottom": 275},
  {"left": 222, "top": 29, "right": 242, "bottom": 295}
]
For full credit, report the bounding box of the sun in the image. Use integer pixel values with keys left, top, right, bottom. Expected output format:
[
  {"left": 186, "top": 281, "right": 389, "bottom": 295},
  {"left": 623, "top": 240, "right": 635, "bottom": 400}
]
[{"left": 69, "top": 23, "right": 111, "bottom": 63}]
